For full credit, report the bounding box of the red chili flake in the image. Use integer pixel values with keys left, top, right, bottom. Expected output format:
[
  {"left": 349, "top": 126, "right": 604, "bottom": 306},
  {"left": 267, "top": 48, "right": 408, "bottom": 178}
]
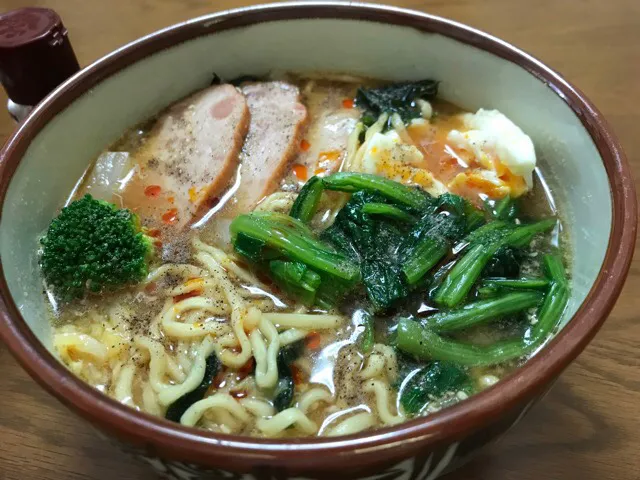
[
  {"left": 213, "top": 370, "right": 228, "bottom": 389},
  {"left": 162, "top": 208, "right": 178, "bottom": 224},
  {"left": 172, "top": 289, "right": 202, "bottom": 303},
  {"left": 147, "top": 228, "right": 161, "bottom": 238},
  {"left": 236, "top": 358, "right": 255, "bottom": 381},
  {"left": 291, "top": 364, "right": 304, "bottom": 386},
  {"left": 292, "top": 164, "right": 308, "bottom": 181},
  {"left": 230, "top": 390, "right": 248, "bottom": 399},
  {"left": 300, "top": 139, "right": 311, "bottom": 151},
  {"left": 144, "top": 185, "right": 162, "bottom": 198},
  {"left": 305, "top": 331, "right": 322, "bottom": 351},
  {"left": 167, "top": 196, "right": 175, "bottom": 204},
  {"left": 342, "top": 98, "right": 355, "bottom": 109},
  {"left": 144, "top": 282, "right": 157, "bottom": 294}
]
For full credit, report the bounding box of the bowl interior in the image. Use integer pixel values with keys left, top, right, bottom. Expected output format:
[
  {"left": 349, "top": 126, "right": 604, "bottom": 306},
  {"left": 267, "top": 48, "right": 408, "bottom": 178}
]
[{"left": 0, "top": 15, "right": 610, "bottom": 359}]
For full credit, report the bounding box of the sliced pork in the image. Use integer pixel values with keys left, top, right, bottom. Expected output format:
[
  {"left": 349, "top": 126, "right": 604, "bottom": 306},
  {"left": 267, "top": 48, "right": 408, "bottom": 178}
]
[
  {"left": 225, "top": 81, "right": 308, "bottom": 215},
  {"left": 118, "top": 83, "right": 249, "bottom": 228}
]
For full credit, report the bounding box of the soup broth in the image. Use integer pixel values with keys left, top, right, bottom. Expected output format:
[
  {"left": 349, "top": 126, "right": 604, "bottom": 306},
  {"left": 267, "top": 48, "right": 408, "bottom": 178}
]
[{"left": 42, "top": 74, "right": 568, "bottom": 438}]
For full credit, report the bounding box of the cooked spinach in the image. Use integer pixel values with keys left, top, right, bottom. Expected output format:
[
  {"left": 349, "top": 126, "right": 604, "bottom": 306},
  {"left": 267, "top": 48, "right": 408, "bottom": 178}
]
[
  {"left": 323, "top": 190, "right": 410, "bottom": 311},
  {"left": 485, "top": 196, "right": 519, "bottom": 222},
  {"left": 269, "top": 260, "right": 322, "bottom": 305},
  {"left": 165, "top": 353, "right": 219, "bottom": 423},
  {"left": 358, "top": 309, "right": 375, "bottom": 354},
  {"left": 273, "top": 341, "right": 304, "bottom": 411},
  {"left": 289, "top": 175, "right": 324, "bottom": 223},
  {"left": 356, "top": 79, "right": 439, "bottom": 122},
  {"left": 399, "top": 361, "right": 471, "bottom": 415}
]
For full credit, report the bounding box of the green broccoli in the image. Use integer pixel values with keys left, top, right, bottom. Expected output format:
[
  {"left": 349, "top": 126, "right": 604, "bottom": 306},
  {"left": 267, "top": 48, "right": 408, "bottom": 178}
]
[{"left": 40, "top": 194, "right": 155, "bottom": 301}]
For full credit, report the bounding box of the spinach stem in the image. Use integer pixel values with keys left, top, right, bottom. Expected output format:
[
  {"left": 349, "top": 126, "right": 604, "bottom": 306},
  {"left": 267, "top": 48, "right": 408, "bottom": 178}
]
[{"left": 426, "top": 291, "right": 543, "bottom": 332}]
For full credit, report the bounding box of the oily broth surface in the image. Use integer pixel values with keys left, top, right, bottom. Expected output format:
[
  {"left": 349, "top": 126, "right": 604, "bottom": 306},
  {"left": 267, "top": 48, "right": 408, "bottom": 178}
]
[{"left": 47, "top": 75, "right": 560, "bottom": 437}]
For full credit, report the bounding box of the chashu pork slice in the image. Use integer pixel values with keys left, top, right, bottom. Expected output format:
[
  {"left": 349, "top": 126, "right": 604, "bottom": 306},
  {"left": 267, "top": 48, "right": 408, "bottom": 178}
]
[
  {"left": 224, "top": 81, "right": 308, "bottom": 215},
  {"left": 119, "top": 83, "right": 250, "bottom": 229}
]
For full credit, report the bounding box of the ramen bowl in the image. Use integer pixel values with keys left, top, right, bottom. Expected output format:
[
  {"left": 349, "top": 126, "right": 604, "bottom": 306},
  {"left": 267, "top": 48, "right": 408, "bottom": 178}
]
[{"left": 0, "top": 2, "right": 635, "bottom": 479}]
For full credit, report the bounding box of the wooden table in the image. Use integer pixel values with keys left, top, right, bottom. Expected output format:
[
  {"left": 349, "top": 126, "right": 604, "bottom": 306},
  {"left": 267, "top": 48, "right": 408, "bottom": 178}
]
[{"left": 1, "top": 0, "right": 639, "bottom": 479}]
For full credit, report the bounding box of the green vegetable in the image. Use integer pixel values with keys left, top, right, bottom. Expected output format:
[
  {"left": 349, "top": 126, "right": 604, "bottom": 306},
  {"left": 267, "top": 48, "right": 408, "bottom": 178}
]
[
  {"left": 401, "top": 212, "right": 464, "bottom": 285},
  {"left": 40, "top": 194, "right": 154, "bottom": 301},
  {"left": 362, "top": 203, "right": 416, "bottom": 223},
  {"left": 425, "top": 291, "right": 543, "bottom": 332},
  {"left": 482, "top": 247, "right": 525, "bottom": 278},
  {"left": 322, "top": 190, "right": 409, "bottom": 311},
  {"left": 527, "top": 254, "right": 569, "bottom": 345},
  {"left": 507, "top": 218, "right": 558, "bottom": 248},
  {"left": 485, "top": 196, "right": 518, "bottom": 221},
  {"left": 273, "top": 341, "right": 304, "bottom": 411},
  {"left": 476, "top": 285, "right": 500, "bottom": 299},
  {"left": 462, "top": 220, "right": 508, "bottom": 246},
  {"left": 165, "top": 354, "right": 219, "bottom": 422},
  {"left": 481, "top": 277, "right": 549, "bottom": 290},
  {"left": 322, "top": 172, "right": 431, "bottom": 211},
  {"left": 435, "top": 219, "right": 557, "bottom": 307},
  {"left": 269, "top": 260, "right": 322, "bottom": 305},
  {"left": 355, "top": 79, "right": 439, "bottom": 122},
  {"left": 358, "top": 310, "right": 375, "bottom": 354},
  {"left": 403, "top": 239, "right": 450, "bottom": 285},
  {"left": 397, "top": 318, "right": 530, "bottom": 366},
  {"left": 230, "top": 212, "right": 360, "bottom": 283},
  {"left": 399, "top": 361, "right": 470, "bottom": 415},
  {"left": 289, "top": 175, "right": 324, "bottom": 223}
]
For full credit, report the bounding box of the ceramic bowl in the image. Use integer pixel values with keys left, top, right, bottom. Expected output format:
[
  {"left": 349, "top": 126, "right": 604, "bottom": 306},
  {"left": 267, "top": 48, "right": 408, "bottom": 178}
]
[{"left": 0, "top": 2, "right": 636, "bottom": 479}]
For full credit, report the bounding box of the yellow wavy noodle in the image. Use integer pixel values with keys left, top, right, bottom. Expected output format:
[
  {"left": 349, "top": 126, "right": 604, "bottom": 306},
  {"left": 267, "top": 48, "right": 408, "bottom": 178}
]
[
  {"left": 181, "top": 393, "right": 251, "bottom": 428},
  {"left": 360, "top": 344, "right": 399, "bottom": 382},
  {"left": 142, "top": 382, "right": 162, "bottom": 416},
  {"left": 54, "top": 333, "right": 108, "bottom": 364},
  {"left": 253, "top": 192, "right": 297, "bottom": 214},
  {"left": 364, "top": 379, "right": 405, "bottom": 426},
  {"left": 256, "top": 408, "right": 318, "bottom": 436},
  {"left": 278, "top": 328, "right": 308, "bottom": 346},
  {"left": 326, "top": 412, "right": 376, "bottom": 437},
  {"left": 195, "top": 251, "right": 253, "bottom": 368},
  {"left": 113, "top": 363, "right": 138, "bottom": 409},
  {"left": 157, "top": 336, "right": 216, "bottom": 406},
  {"left": 145, "top": 264, "right": 208, "bottom": 287},
  {"left": 296, "top": 386, "right": 333, "bottom": 414},
  {"left": 161, "top": 297, "right": 232, "bottom": 338},
  {"left": 193, "top": 238, "right": 270, "bottom": 293},
  {"left": 250, "top": 316, "right": 280, "bottom": 390},
  {"left": 134, "top": 336, "right": 168, "bottom": 391},
  {"left": 240, "top": 398, "right": 276, "bottom": 418},
  {"left": 262, "top": 313, "right": 343, "bottom": 330}
]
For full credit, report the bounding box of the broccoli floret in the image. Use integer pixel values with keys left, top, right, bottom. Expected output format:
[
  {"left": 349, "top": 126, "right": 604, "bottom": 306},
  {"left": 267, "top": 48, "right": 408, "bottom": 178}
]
[{"left": 40, "top": 194, "right": 155, "bottom": 301}]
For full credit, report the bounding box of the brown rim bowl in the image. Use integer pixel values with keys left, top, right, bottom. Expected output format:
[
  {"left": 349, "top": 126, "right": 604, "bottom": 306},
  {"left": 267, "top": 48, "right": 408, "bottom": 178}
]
[{"left": 0, "top": 2, "right": 636, "bottom": 478}]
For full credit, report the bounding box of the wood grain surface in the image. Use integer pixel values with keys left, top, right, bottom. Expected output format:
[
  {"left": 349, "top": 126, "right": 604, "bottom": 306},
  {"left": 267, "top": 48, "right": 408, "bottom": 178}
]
[{"left": 0, "top": 1, "right": 639, "bottom": 479}]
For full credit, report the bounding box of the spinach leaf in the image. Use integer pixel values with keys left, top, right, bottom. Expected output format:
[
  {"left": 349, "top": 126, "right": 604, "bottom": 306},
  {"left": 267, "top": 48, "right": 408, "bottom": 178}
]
[
  {"left": 483, "top": 246, "right": 525, "bottom": 278},
  {"left": 273, "top": 341, "right": 304, "bottom": 412},
  {"left": 165, "top": 353, "right": 219, "bottom": 423},
  {"left": 323, "top": 191, "right": 410, "bottom": 311},
  {"left": 358, "top": 309, "right": 375, "bottom": 354},
  {"left": 399, "top": 361, "right": 471, "bottom": 415},
  {"left": 484, "top": 196, "right": 519, "bottom": 222},
  {"left": 356, "top": 79, "right": 439, "bottom": 122}
]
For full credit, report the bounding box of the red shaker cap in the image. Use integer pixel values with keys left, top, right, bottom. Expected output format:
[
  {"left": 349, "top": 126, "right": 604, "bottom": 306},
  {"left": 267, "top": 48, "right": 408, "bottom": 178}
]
[{"left": 0, "top": 7, "right": 80, "bottom": 106}]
